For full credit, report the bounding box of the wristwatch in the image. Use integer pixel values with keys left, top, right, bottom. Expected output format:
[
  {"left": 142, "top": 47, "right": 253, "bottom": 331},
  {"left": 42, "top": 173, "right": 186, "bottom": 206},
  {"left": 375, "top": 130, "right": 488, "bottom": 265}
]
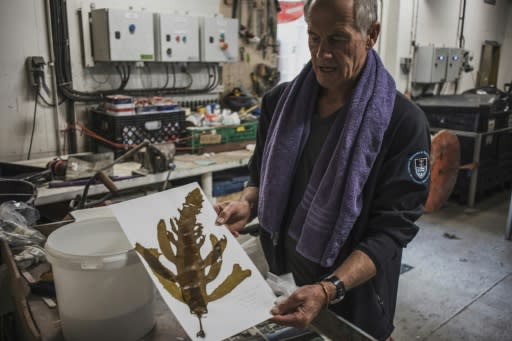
[{"left": 324, "top": 275, "right": 346, "bottom": 305}]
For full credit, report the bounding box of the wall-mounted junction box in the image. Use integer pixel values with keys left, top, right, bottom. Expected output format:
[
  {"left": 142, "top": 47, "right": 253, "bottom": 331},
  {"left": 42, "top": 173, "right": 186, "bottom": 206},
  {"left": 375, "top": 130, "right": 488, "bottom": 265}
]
[
  {"left": 446, "top": 48, "right": 464, "bottom": 82},
  {"left": 91, "top": 8, "right": 155, "bottom": 62},
  {"left": 413, "top": 46, "right": 449, "bottom": 83},
  {"left": 155, "top": 14, "right": 200, "bottom": 62},
  {"left": 200, "top": 17, "right": 238, "bottom": 63}
]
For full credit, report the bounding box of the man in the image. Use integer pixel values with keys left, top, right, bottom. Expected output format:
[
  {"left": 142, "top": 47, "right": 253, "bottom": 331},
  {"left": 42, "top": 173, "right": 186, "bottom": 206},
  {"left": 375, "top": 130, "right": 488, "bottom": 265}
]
[{"left": 214, "top": 0, "right": 430, "bottom": 340}]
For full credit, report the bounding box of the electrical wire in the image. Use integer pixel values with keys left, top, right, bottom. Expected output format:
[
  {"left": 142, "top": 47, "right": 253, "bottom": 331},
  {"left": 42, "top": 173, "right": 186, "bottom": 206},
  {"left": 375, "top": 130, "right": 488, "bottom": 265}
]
[
  {"left": 162, "top": 64, "right": 170, "bottom": 89},
  {"left": 205, "top": 64, "right": 213, "bottom": 90},
  {"left": 27, "top": 91, "right": 39, "bottom": 160},
  {"left": 210, "top": 64, "right": 219, "bottom": 90},
  {"left": 37, "top": 91, "right": 66, "bottom": 107},
  {"left": 171, "top": 63, "right": 177, "bottom": 89},
  {"left": 88, "top": 68, "right": 112, "bottom": 85},
  {"left": 182, "top": 67, "right": 194, "bottom": 89}
]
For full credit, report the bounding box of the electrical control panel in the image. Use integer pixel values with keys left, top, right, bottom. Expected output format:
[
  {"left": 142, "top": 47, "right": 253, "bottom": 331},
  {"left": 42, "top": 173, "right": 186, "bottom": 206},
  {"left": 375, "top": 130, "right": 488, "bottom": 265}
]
[
  {"left": 413, "top": 46, "right": 449, "bottom": 83},
  {"left": 91, "top": 8, "right": 155, "bottom": 62},
  {"left": 200, "top": 17, "right": 238, "bottom": 63},
  {"left": 446, "top": 48, "right": 464, "bottom": 82},
  {"left": 155, "top": 14, "right": 200, "bottom": 62}
]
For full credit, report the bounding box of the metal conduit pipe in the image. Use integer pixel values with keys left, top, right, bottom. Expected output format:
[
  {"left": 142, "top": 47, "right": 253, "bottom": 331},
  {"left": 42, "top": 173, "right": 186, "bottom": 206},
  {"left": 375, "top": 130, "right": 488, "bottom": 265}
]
[{"left": 45, "top": 0, "right": 62, "bottom": 156}]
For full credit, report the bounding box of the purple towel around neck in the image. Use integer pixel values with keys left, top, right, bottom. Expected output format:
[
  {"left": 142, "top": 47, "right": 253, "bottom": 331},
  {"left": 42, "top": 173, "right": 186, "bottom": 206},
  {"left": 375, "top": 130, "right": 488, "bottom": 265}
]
[{"left": 258, "top": 49, "right": 396, "bottom": 268}]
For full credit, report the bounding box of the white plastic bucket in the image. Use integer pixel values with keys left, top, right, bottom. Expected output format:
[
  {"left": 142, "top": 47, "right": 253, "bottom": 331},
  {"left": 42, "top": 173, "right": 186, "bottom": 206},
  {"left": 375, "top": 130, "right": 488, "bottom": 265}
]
[{"left": 45, "top": 217, "right": 155, "bottom": 341}]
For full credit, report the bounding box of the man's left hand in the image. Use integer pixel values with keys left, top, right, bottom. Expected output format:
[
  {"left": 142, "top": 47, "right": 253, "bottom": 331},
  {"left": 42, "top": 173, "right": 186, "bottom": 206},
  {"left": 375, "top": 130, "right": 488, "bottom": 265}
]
[{"left": 270, "top": 284, "right": 326, "bottom": 329}]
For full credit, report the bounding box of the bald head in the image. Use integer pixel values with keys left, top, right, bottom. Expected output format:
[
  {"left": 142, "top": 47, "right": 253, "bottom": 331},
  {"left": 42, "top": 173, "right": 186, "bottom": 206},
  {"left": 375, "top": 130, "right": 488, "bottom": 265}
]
[{"left": 304, "top": 0, "right": 378, "bottom": 38}]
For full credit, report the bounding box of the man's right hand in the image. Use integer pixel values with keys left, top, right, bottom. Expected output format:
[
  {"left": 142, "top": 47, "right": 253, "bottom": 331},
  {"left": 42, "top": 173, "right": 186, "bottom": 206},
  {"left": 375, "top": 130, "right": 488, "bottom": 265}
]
[{"left": 214, "top": 200, "right": 252, "bottom": 237}]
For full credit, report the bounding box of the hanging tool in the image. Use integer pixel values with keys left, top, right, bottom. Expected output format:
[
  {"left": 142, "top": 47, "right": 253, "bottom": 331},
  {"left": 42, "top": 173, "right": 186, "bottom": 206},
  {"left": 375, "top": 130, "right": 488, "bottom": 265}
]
[
  {"left": 239, "top": 47, "right": 245, "bottom": 61},
  {"left": 258, "top": 0, "right": 280, "bottom": 59},
  {"left": 231, "top": 0, "right": 240, "bottom": 19},
  {"left": 246, "top": 0, "right": 260, "bottom": 44}
]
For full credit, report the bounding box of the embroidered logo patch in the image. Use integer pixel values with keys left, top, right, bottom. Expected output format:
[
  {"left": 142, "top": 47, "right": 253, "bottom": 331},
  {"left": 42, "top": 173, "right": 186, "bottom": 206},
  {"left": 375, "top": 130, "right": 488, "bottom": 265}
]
[{"left": 408, "top": 150, "right": 430, "bottom": 184}]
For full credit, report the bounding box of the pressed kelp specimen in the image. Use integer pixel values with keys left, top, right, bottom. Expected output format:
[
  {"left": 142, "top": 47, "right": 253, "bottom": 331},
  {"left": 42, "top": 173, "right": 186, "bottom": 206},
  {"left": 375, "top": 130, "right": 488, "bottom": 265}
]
[{"left": 135, "top": 188, "right": 251, "bottom": 338}]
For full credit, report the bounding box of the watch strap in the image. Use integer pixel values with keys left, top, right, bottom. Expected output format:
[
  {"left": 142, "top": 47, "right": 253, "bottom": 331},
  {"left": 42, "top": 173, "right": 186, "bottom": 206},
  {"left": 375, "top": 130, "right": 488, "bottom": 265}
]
[{"left": 324, "top": 275, "right": 346, "bottom": 304}]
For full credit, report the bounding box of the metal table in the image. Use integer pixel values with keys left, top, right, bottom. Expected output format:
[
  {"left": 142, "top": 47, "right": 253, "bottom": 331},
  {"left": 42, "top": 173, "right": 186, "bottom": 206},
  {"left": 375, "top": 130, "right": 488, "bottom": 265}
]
[{"left": 16, "top": 150, "right": 253, "bottom": 206}]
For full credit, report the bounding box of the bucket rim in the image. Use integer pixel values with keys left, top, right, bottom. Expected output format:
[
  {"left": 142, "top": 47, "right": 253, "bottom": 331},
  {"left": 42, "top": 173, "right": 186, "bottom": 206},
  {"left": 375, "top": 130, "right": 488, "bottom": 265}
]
[{"left": 44, "top": 216, "right": 136, "bottom": 265}]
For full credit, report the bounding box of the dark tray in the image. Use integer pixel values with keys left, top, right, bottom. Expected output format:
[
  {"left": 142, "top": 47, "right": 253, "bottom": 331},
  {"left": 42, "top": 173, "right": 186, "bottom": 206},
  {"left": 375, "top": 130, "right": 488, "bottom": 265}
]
[{"left": 0, "top": 162, "right": 46, "bottom": 180}]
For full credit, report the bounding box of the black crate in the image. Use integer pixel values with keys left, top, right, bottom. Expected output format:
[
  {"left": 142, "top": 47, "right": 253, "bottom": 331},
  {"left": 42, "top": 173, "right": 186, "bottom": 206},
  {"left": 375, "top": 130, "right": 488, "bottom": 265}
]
[
  {"left": 416, "top": 94, "right": 511, "bottom": 132},
  {"left": 498, "top": 159, "right": 512, "bottom": 182},
  {"left": 89, "top": 109, "right": 187, "bottom": 146},
  {"left": 452, "top": 162, "right": 509, "bottom": 204},
  {"left": 423, "top": 111, "right": 510, "bottom": 132},
  {"left": 89, "top": 109, "right": 188, "bottom": 158},
  {"left": 497, "top": 132, "right": 512, "bottom": 161},
  {"left": 458, "top": 135, "right": 498, "bottom": 165}
]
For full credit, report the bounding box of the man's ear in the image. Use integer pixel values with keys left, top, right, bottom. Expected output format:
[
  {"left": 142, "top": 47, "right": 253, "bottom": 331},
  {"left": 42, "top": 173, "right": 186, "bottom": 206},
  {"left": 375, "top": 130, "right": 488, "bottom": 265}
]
[{"left": 367, "top": 22, "right": 381, "bottom": 48}]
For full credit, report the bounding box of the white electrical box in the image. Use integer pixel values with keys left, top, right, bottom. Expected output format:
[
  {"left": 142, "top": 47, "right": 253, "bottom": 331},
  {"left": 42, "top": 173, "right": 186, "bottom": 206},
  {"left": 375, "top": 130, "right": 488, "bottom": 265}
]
[
  {"left": 446, "top": 48, "right": 464, "bottom": 82},
  {"left": 91, "top": 8, "right": 155, "bottom": 62},
  {"left": 413, "top": 46, "right": 448, "bottom": 83},
  {"left": 155, "top": 14, "right": 200, "bottom": 62},
  {"left": 200, "top": 17, "right": 238, "bottom": 63}
]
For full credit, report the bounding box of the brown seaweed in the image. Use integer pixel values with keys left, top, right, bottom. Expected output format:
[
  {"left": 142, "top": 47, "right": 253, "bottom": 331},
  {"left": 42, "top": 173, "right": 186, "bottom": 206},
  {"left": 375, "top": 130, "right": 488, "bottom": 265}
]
[{"left": 135, "top": 188, "right": 251, "bottom": 338}]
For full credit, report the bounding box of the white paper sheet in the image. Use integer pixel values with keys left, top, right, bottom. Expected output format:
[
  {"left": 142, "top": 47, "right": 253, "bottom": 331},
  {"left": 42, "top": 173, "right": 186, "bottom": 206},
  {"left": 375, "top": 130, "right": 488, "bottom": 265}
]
[{"left": 110, "top": 183, "right": 275, "bottom": 341}]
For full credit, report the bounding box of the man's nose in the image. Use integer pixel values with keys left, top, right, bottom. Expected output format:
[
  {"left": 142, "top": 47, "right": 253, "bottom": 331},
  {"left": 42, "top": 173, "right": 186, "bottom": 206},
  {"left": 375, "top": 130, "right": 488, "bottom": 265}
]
[{"left": 316, "top": 40, "right": 333, "bottom": 58}]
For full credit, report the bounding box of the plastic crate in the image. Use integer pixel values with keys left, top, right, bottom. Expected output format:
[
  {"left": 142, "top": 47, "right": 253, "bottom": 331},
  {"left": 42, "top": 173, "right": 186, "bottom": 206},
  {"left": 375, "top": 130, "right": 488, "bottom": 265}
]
[
  {"left": 416, "top": 94, "right": 511, "bottom": 132},
  {"left": 89, "top": 109, "right": 187, "bottom": 151},
  {"left": 187, "top": 121, "right": 258, "bottom": 151},
  {"left": 212, "top": 178, "right": 249, "bottom": 197}
]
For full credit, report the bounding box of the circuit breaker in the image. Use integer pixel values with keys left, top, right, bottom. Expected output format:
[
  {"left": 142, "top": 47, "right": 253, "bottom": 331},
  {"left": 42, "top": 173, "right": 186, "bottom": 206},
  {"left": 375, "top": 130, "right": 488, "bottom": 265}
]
[
  {"left": 155, "top": 14, "right": 200, "bottom": 62},
  {"left": 200, "top": 17, "right": 238, "bottom": 63},
  {"left": 413, "top": 46, "right": 449, "bottom": 83},
  {"left": 446, "top": 48, "right": 464, "bottom": 82},
  {"left": 91, "top": 8, "right": 155, "bottom": 62}
]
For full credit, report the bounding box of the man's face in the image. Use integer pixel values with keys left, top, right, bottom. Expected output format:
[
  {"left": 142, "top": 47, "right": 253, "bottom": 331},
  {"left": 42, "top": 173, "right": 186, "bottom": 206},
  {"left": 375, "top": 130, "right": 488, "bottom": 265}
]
[{"left": 306, "top": 0, "right": 373, "bottom": 92}]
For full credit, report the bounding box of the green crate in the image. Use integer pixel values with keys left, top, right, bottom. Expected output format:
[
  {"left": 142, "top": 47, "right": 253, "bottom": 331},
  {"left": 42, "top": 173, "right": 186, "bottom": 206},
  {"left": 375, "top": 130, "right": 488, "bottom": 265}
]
[{"left": 187, "top": 121, "right": 258, "bottom": 151}]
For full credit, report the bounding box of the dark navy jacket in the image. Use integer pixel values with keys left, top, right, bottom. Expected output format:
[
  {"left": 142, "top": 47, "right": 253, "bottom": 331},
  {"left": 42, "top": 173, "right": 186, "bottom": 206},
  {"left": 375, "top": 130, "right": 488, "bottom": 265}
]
[{"left": 247, "top": 82, "right": 431, "bottom": 340}]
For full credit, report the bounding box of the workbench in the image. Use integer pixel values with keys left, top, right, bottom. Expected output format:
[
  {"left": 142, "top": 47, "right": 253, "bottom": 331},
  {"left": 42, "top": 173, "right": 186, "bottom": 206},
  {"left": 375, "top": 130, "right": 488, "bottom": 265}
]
[{"left": 19, "top": 150, "right": 253, "bottom": 206}]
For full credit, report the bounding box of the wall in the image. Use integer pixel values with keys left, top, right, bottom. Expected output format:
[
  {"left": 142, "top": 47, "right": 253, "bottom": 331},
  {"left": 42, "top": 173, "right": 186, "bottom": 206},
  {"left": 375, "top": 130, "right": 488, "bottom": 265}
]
[
  {"left": 383, "top": 0, "right": 512, "bottom": 94},
  {"left": 1, "top": 0, "right": 512, "bottom": 161},
  {"left": 498, "top": 3, "right": 512, "bottom": 89},
  {"left": 0, "top": 0, "right": 53, "bottom": 161},
  {"left": 268, "top": 0, "right": 512, "bottom": 93},
  {"left": 0, "top": 0, "right": 278, "bottom": 162}
]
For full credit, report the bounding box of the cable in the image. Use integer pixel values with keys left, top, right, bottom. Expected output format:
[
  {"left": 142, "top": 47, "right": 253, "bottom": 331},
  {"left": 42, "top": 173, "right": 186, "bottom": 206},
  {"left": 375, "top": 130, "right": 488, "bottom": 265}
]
[
  {"left": 182, "top": 67, "right": 194, "bottom": 89},
  {"left": 171, "top": 63, "right": 177, "bottom": 89},
  {"left": 88, "top": 68, "right": 112, "bottom": 85},
  {"left": 205, "top": 64, "right": 213, "bottom": 90},
  {"left": 162, "top": 64, "right": 170, "bottom": 89},
  {"left": 27, "top": 90, "right": 39, "bottom": 160},
  {"left": 37, "top": 91, "right": 66, "bottom": 107}
]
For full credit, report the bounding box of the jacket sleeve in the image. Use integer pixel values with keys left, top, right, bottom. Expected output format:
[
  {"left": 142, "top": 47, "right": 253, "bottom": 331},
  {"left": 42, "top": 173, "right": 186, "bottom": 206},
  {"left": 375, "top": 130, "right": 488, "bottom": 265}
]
[{"left": 355, "top": 96, "right": 431, "bottom": 272}]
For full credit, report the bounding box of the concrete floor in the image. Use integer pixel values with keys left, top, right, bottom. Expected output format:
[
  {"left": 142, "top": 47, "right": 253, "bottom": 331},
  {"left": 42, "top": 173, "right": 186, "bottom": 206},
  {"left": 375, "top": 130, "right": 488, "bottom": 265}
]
[{"left": 394, "top": 191, "right": 512, "bottom": 341}]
